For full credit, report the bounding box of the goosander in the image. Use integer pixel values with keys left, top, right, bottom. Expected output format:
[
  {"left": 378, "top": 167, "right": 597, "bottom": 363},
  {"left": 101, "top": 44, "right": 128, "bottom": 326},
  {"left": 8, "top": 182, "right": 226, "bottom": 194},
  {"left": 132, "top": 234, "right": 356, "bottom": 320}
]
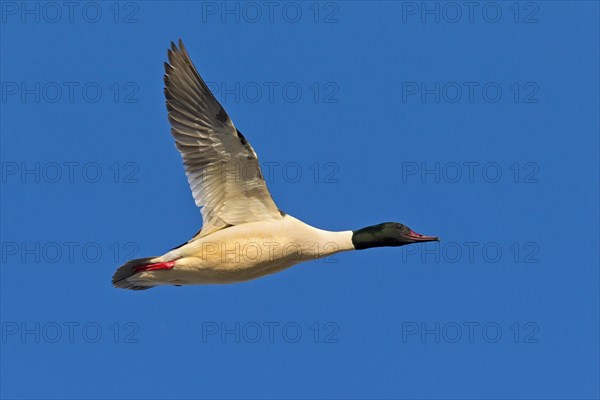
[{"left": 112, "top": 40, "right": 439, "bottom": 290}]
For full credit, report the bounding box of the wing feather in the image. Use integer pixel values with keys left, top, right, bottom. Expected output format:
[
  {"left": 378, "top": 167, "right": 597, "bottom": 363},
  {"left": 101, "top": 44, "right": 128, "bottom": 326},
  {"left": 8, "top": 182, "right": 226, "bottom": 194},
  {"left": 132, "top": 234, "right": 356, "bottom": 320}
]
[{"left": 164, "top": 39, "right": 281, "bottom": 236}]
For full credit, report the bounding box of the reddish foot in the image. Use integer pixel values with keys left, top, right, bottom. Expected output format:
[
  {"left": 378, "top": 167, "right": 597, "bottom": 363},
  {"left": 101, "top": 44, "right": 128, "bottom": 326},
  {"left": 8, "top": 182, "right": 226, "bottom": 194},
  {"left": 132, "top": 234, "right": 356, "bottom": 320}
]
[{"left": 134, "top": 261, "right": 175, "bottom": 273}]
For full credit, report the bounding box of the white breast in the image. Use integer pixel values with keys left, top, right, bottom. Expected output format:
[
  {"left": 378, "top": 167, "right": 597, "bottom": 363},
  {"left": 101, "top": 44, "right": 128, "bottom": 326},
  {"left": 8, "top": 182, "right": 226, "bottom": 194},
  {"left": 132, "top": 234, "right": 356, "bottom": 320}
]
[{"left": 133, "top": 215, "right": 354, "bottom": 286}]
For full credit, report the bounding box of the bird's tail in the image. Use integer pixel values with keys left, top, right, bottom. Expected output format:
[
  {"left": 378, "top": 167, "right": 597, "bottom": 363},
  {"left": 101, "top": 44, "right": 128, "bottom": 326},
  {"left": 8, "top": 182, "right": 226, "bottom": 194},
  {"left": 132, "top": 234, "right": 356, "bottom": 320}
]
[{"left": 112, "top": 257, "right": 157, "bottom": 291}]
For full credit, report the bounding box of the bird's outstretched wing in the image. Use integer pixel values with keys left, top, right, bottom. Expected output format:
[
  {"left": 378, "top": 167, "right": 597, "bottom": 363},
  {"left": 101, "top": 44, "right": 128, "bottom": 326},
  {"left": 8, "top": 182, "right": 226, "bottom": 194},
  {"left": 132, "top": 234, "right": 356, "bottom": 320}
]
[{"left": 164, "top": 40, "right": 282, "bottom": 236}]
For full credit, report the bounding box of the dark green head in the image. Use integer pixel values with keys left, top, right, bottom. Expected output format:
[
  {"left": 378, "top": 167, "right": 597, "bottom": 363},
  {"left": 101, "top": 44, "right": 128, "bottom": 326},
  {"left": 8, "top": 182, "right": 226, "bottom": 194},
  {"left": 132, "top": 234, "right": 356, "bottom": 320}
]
[{"left": 351, "top": 222, "right": 439, "bottom": 250}]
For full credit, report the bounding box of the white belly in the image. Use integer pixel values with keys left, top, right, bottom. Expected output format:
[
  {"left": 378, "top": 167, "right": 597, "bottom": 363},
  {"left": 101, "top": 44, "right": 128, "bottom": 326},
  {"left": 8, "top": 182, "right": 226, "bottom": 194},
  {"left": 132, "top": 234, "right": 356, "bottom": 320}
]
[{"left": 129, "top": 215, "right": 353, "bottom": 286}]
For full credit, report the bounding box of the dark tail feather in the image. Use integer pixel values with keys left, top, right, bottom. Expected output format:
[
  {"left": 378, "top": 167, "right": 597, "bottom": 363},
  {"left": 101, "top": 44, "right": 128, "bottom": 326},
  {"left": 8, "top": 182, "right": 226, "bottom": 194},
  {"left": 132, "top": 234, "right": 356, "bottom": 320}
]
[{"left": 112, "top": 257, "right": 157, "bottom": 291}]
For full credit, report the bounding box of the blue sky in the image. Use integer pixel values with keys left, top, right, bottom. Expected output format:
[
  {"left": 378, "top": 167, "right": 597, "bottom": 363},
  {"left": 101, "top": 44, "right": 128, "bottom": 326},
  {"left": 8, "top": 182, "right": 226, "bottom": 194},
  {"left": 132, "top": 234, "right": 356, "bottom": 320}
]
[{"left": 1, "top": 1, "right": 598, "bottom": 399}]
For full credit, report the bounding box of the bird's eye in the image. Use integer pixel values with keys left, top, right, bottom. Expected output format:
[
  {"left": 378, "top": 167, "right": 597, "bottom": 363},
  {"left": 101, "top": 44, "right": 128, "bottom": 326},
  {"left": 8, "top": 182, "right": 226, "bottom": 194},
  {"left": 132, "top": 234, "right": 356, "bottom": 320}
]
[{"left": 397, "top": 224, "right": 403, "bottom": 229}]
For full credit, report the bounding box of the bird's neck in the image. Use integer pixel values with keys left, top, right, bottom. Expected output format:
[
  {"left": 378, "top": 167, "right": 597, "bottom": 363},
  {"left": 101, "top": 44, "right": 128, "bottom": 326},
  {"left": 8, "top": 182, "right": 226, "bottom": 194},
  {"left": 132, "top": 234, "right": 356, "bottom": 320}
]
[
  {"left": 351, "top": 225, "right": 391, "bottom": 250},
  {"left": 286, "top": 215, "right": 356, "bottom": 254},
  {"left": 316, "top": 229, "right": 355, "bottom": 253}
]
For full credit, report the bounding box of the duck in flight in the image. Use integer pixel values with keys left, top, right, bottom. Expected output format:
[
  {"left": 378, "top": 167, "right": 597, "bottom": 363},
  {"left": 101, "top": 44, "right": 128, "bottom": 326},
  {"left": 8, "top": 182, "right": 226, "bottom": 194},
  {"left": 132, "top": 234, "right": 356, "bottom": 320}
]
[{"left": 112, "top": 40, "right": 439, "bottom": 290}]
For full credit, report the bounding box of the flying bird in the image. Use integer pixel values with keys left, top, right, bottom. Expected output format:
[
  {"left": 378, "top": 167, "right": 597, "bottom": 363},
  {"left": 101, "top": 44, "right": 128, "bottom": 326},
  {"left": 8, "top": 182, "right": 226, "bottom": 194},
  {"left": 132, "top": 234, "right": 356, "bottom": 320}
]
[{"left": 112, "top": 40, "right": 439, "bottom": 290}]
